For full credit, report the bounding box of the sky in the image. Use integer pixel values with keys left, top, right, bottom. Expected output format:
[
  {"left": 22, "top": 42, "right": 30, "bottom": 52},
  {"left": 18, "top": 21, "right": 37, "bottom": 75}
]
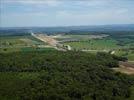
[{"left": 0, "top": 0, "right": 134, "bottom": 27}]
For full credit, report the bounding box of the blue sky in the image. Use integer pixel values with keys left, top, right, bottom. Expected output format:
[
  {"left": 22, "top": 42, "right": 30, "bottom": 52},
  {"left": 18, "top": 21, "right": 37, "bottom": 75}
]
[{"left": 0, "top": 0, "right": 134, "bottom": 27}]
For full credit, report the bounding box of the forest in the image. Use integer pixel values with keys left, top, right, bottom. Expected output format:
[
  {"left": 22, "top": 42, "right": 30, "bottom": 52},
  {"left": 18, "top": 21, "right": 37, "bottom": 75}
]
[{"left": 0, "top": 50, "right": 133, "bottom": 100}]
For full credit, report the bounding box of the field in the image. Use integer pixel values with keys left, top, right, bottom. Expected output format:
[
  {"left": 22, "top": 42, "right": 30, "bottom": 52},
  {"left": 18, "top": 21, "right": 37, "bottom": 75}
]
[
  {"left": 128, "top": 53, "right": 134, "bottom": 61},
  {"left": 56, "top": 34, "right": 134, "bottom": 61},
  {"left": 0, "top": 34, "right": 134, "bottom": 60},
  {"left": 63, "top": 38, "right": 118, "bottom": 50},
  {"left": 55, "top": 34, "right": 108, "bottom": 41},
  {"left": 115, "top": 50, "right": 134, "bottom": 61},
  {"left": 112, "top": 61, "right": 134, "bottom": 74},
  {"left": 0, "top": 35, "right": 52, "bottom": 53},
  {"left": 127, "top": 86, "right": 134, "bottom": 100}
]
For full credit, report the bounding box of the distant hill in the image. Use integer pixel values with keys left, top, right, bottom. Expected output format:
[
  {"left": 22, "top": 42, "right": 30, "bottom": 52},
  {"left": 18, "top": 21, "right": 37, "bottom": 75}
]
[
  {"left": 0, "top": 24, "right": 134, "bottom": 36},
  {"left": 70, "top": 24, "right": 134, "bottom": 32}
]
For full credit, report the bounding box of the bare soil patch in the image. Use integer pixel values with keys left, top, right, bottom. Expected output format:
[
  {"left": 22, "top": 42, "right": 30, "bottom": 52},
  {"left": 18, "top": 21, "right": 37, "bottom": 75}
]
[{"left": 113, "top": 61, "right": 134, "bottom": 75}]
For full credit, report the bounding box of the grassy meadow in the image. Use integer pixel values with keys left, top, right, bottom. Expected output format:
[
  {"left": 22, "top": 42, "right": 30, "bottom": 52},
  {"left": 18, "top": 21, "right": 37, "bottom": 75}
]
[
  {"left": 60, "top": 34, "right": 134, "bottom": 61},
  {"left": 64, "top": 38, "right": 118, "bottom": 50},
  {"left": 0, "top": 34, "right": 134, "bottom": 60},
  {"left": 0, "top": 35, "right": 51, "bottom": 53}
]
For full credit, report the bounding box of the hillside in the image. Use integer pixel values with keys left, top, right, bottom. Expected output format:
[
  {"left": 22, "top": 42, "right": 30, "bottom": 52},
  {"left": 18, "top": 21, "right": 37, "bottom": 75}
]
[{"left": 0, "top": 24, "right": 134, "bottom": 36}]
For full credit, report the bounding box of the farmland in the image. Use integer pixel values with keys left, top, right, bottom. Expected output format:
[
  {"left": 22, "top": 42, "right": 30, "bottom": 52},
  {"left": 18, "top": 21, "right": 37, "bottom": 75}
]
[
  {"left": 0, "top": 33, "right": 134, "bottom": 60},
  {"left": 63, "top": 38, "right": 118, "bottom": 50},
  {"left": 0, "top": 35, "right": 52, "bottom": 53},
  {"left": 55, "top": 34, "right": 134, "bottom": 61}
]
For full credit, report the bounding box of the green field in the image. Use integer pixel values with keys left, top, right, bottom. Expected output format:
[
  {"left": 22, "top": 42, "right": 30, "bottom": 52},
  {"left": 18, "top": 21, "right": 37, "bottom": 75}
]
[
  {"left": 0, "top": 34, "right": 134, "bottom": 60},
  {"left": 127, "top": 86, "right": 134, "bottom": 100},
  {"left": 0, "top": 36, "right": 27, "bottom": 47},
  {"left": 0, "top": 35, "right": 51, "bottom": 53},
  {"left": 115, "top": 50, "right": 134, "bottom": 61},
  {"left": 21, "top": 47, "right": 55, "bottom": 52},
  {"left": 0, "top": 35, "right": 45, "bottom": 46},
  {"left": 64, "top": 38, "right": 119, "bottom": 50},
  {"left": 55, "top": 34, "right": 107, "bottom": 41},
  {"left": 64, "top": 39, "right": 134, "bottom": 60},
  {"left": 127, "top": 53, "right": 134, "bottom": 61},
  {"left": 59, "top": 34, "right": 134, "bottom": 61}
]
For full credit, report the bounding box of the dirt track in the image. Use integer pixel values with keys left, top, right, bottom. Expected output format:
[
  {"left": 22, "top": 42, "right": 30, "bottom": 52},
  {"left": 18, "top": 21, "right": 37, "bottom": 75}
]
[
  {"left": 31, "top": 33, "right": 58, "bottom": 46},
  {"left": 31, "top": 33, "right": 67, "bottom": 51},
  {"left": 113, "top": 61, "right": 134, "bottom": 75},
  {"left": 119, "top": 61, "right": 134, "bottom": 68}
]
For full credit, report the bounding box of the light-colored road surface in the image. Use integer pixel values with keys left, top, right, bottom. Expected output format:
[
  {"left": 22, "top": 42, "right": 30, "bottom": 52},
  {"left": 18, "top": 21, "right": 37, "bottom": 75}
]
[
  {"left": 112, "top": 61, "right": 134, "bottom": 75},
  {"left": 82, "top": 49, "right": 108, "bottom": 52},
  {"left": 31, "top": 33, "right": 69, "bottom": 51},
  {"left": 31, "top": 33, "right": 58, "bottom": 46}
]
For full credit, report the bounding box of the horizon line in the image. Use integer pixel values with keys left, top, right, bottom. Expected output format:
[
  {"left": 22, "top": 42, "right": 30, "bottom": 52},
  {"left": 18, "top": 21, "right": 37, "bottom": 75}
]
[{"left": 0, "top": 23, "right": 134, "bottom": 28}]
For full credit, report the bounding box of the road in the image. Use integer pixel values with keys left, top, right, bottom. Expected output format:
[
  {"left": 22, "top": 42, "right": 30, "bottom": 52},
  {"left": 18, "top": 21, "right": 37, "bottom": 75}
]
[
  {"left": 112, "top": 61, "right": 134, "bottom": 75},
  {"left": 31, "top": 33, "right": 58, "bottom": 46},
  {"left": 31, "top": 33, "right": 68, "bottom": 51}
]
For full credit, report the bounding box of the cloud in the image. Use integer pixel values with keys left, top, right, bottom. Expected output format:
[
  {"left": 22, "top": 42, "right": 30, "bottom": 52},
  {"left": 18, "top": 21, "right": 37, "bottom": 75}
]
[
  {"left": 1, "top": 0, "right": 62, "bottom": 6},
  {"left": 1, "top": 0, "right": 134, "bottom": 27},
  {"left": 75, "top": 0, "right": 107, "bottom": 6}
]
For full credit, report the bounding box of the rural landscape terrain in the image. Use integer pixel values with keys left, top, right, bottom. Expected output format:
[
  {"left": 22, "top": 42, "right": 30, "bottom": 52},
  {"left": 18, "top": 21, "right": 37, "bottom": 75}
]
[
  {"left": 0, "top": 25, "right": 134, "bottom": 100},
  {"left": 0, "top": 0, "right": 134, "bottom": 100}
]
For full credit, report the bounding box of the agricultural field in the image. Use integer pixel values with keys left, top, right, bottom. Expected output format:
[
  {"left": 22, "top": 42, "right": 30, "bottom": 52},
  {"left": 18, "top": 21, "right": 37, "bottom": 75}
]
[
  {"left": 0, "top": 33, "right": 134, "bottom": 60},
  {"left": 54, "top": 34, "right": 108, "bottom": 41},
  {"left": 55, "top": 34, "right": 134, "bottom": 61},
  {"left": 0, "top": 35, "right": 51, "bottom": 53},
  {"left": 115, "top": 50, "right": 134, "bottom": 61},
  {"left": 63, "top": 38, "right": 118, "bottom": 50},
  {"left": 127, "top": 85, "right": 134, "bottom": 100},
  {"left": 0, "top": 35, "right": 46, "bottom": 46}
]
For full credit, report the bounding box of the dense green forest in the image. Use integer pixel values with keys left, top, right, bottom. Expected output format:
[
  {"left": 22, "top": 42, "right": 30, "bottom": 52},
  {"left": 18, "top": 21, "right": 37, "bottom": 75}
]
[
  {"left": 0, "top": 50, "right": 133, "bottom": 100},
  {"left": 0, "top": 51, "right": 124, "bottom": 72}
]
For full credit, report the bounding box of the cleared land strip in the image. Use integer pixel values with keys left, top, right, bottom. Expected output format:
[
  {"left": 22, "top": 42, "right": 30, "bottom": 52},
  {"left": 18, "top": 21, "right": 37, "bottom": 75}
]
[
  {"left": 31, "top": 33, "right": 58, "bottom": 46},
  {"left": 31, "top": 33, "right": 68, "bottom": 51},
  {"left": 112, "top": 61, "right": 134, "bottom": 75}
]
